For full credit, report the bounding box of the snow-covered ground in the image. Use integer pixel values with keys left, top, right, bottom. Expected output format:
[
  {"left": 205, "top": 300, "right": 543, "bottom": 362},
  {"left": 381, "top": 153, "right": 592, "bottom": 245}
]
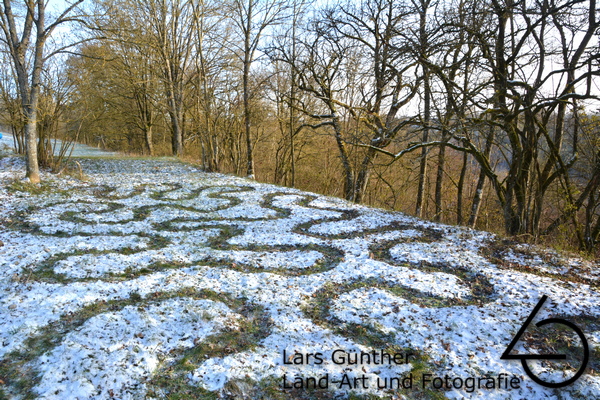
[{"left": 0, "top": 151, "right": 599, "bottom": 400}]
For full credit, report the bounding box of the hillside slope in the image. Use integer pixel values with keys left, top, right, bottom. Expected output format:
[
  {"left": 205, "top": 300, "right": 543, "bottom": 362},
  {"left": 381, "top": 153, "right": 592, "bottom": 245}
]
[{"left": 0, "top": 155, "right": 598, "bottom": 400}]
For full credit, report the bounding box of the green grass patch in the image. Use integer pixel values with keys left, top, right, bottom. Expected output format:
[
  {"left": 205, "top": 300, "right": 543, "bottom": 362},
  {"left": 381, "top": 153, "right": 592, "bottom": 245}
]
[
  {"left": 6, "top": 179, "right": 54, "bottom": 195},
  {"left": 5, "top": 178, "right": 72, "bottom": 198}
]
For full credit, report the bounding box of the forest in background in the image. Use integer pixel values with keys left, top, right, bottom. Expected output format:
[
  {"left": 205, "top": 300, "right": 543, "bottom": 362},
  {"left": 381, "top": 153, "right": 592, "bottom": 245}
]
[{"left": 1, "top": 0, "right": 599, "bottom": 256}]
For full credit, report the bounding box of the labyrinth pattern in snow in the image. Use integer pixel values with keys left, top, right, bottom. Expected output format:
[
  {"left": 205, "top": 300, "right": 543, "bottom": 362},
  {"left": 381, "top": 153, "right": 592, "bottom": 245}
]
[{"left": 0, "top": 157, "right": 599, "bottom": 399}]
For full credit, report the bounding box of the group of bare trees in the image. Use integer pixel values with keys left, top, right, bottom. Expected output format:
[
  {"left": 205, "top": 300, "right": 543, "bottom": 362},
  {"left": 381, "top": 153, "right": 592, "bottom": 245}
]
[
  {"left": 1, "top": 0, "right": 599, "bottom": 252},
  {"left": 269, "top": 0, "right": 599, "bottom": 250},
  {"left": 64, "top": 0, "right": 293, "bottom": 175},
  {"left": 0, "top": 0, "right": 84, "bottom": 181}
]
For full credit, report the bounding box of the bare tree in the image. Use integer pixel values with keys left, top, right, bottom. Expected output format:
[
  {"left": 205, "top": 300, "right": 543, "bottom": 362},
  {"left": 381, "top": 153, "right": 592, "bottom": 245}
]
[
  {"left": 189, "top": 0, "right": 232, "bottom": 171},
  {"left": 108, "top": 13, "right": 161, "bottom": 156},
  {"left": 0, "top": 51, "right": 25, "bottom": 153},
  {"left": 0, "top": 0, "right": 84, "bottom": 182},
  {"left": 143, "top": 0, "right": 195, "bottom": 156},
  {"left": 282, "top": 1, "right": 419, "bottom": 202},
  {"left": 475, "top": 0, "right": 600, "bottom": 236},
  {"left": 411, "top": 0, "right": 434, "bottom": 218},
  {"left": 228, "top": 0, "right": 290, "bottom": 178},
  {"left": 273, "top": 20, "right": 355, "bottom": 199},
  {"left": 265, "top": 0, "right": 312, "bottom": 186},
  {"left": 364, "top": 0, "right": 600, "bottom": 241}
]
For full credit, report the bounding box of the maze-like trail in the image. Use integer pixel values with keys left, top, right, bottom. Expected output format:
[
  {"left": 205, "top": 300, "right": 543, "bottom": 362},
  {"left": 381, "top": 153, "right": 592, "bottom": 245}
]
[{"left": 0, "top": 157, "right": 599, "bottom": 399}]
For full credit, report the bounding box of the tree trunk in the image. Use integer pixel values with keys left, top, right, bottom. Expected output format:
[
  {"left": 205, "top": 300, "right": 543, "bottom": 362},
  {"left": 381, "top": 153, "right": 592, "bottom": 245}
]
[
  {"left": 243, "top": 0, "right": 254, "bottom": 178},
  {"left": 243, "top": 58, "right": 254, "bottom": 177},
  {"left": 288, "top": 2, "right": 298, "bottom": 187},
  {"left": 415, "top": 0, "right": 431, "bottom": 218},
  {"left": 457, "top": 151, "right": 468, "bottom": 225},
  {"left": 145, "top": 124, "right": 154, "bottom": 156},
  {"left": 468, "top": 126, "right": 495, "bottom": 227},
  {"left": 331, "top": 113, "right": 354, "bottom": 201},
  {"left": 24, "top": 114, "right": 40, "bottom": 183},
  {"left": 415, "top": 77, "right": 430, "bottom": 217},
  {"left": 354, "top": 147, "right": 378, "bottom": 203},
  {"left": 25, "top": 3, "right": 47, "bottom": 184},
  {"left": 169, "top": 107, "right": 184, "bottom": 156},
  {"left": 434, "top": 139, "right": 446, "bottom": 222}
]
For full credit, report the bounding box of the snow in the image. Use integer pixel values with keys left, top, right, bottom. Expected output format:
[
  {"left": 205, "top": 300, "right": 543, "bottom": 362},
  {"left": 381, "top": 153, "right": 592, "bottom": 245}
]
[
  {"left": 33, "top": 298, "right": 240, "bottom": 399},
  {"left": 0, "top": 151, "right": 599, "bottom": 399}
]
